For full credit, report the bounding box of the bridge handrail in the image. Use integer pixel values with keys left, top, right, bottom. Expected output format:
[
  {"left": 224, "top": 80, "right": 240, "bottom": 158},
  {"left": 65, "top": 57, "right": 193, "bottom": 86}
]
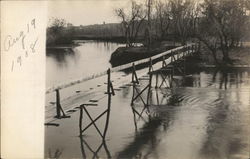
[{"left": 46, "top": 43, "right": 196, "bottom": 94}]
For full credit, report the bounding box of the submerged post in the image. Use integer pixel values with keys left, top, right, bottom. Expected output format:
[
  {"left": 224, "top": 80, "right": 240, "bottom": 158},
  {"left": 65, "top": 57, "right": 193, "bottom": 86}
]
[
  {"left": 192, "top": 44, "right": 194, "bottom": 54},
  {"left": 55, "top": 89, "right": 61, "bottom": 118},
  {"left": 155, "top": 73, "right": 158, "bottom": 88},
  {"left": 79, "top": 105, "right": 83, "bottom": 136},
  {"left": 147, "top": 74, "right": 152, "bottom": 106},
  {"left": 198, "top": 41, "right": 201, "bottom": 52},
  {"left": 149, "top": 58, "right": 153, "bottom": 73},
  {"left": 103, "top": 68, "right": 112, "bottom": 139},
  {"left": 162, "top": 56, "right": 165, "bottom": 67},
  {"left": 55, "top": 89, "right": 70, "bottom": 119}
]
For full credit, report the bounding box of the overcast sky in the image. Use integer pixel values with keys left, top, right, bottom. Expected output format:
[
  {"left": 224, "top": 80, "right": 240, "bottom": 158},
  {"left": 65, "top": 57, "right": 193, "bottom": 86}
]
[{"left": 48, "top": 0, "right": 133, "bottom": 26}]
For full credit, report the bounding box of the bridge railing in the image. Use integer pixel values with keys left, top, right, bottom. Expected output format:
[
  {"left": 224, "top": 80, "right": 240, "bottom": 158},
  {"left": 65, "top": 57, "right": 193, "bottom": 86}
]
[{"left": 46, "top": 43, "right": 198, "bottom": 94}]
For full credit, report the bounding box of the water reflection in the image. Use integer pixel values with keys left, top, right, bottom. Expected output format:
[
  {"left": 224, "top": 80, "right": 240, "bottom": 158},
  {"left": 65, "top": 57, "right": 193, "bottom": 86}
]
[
  {"left": 46, "top": 48, "right": 77, "bottom": 67},
  {"left": 45, "top": 68, "right": 250, "bottom": 159},
  {"left": 200, "top": 91, "right": 248, "bottom": 159},
  {"left": 47, "top": 148, "right": 63, "bottom": 159},
  {"left": 118, "top": 69, "right": 250, "bottom": 159},
  {"left": 177, "top": 68, "right": 248, "bottom": 90},
  {"left": 79, "top": 135, "right": 111, "bottom": 159},
  {"left": 116, "top": 116, "right": 162, "bottom": 159}
]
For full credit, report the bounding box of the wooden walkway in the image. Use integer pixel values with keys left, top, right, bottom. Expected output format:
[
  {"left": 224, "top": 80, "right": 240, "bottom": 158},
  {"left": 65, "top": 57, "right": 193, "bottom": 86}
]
[
  {"left": 46, "top": 43, "right": 198, "bottom": 94},
  {"left": 45, "top": 43, "right": 199, "bottom": 123}
]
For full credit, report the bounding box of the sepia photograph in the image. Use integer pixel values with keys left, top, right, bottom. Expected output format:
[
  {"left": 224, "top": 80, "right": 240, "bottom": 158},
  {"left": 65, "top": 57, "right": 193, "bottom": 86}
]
[{"left": 44, "top": 0, "right": 250, "bottom": 158}]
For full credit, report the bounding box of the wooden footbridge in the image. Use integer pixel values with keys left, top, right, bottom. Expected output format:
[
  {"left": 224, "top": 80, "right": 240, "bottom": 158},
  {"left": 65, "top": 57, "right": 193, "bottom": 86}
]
[{"left": 45, "top": 43, "right": 200, "bottom": 134}]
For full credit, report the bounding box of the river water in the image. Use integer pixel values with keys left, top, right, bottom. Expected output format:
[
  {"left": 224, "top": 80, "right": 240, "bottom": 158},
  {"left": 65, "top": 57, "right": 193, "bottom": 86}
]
[
  {"left": 46, "top": 41, "right": 125, "bottom": 87},
  {"left": 45, "top": 41, "right": 250, "bottom": 159}
]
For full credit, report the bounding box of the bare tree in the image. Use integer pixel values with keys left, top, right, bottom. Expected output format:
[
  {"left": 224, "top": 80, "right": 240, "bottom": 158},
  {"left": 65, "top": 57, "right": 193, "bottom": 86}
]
[
  {"left": 115, "top": 1, "right": 146, "bottom": 47},
  {"left": 196, "top": 17, "right": 220, "bottom": 63},
  {"left": 146, "top": 0, "right": 153, "bottom": 49},
  {"left": 47, "top": 18, "right": 75, "bottom": 46},
  {"left": 154, "top": 0, "right": 172, "bottom": 40},
  {"left": 169, "top": 0, "right": 196, "bottom": 45},
  {"left": 198, "top": 0, "right": 249, "bottom": 63}
]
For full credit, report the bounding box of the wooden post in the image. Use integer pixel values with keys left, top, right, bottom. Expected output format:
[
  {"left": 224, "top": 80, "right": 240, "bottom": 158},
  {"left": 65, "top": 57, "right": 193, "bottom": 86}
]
[
  {"left": 55, "top": 89, "right": 61, "bottom": 118},
  {"left": 55, "top": 89, "right": 69, "bottom": 119},
  {"left": 198, "top": 41, "right": 201, "bottom": 53},
  {"left": 172, "top": 62, "right": 174, "bottom": 81},
  {"left": 184, "top": 51, "right": 186, "bottom": 77},
  {"left": 132, "top": 63, "right": 135, "bottom": 83},
  {"left": 103, "top": 69, "right": 112, "bottom": 139},
  {"left": 79, "top": 106, "right": 83, "bottom": 136},
  {"left": 132, "top": 63, "right": 139, "bottom": 84},
  {"left": 149, "top": 58, "right": 153, "bottom": 73},
  {"left": 131, "top": 82, "right": 135, "bottom": 105},
  {"left": 169, "top": 73, "right": 173, "bottom": 88},
  {"left": 183, "top": 46, "right": 186, "bottom": 57},
  {"left": 162, "top": 56, "right": 165, "bottom": 67},
  {"left": 131, "top": 63, "right": 139, "bottom": 105},
  {"left": 147, "top": 74, "right": 152, "bottom": 106},
  {"left": 155, "top": 74, "right": 158, "bottom": 88},
  {"left": 171, "top": 51, "right": 173, "bottom": 63},
  {"left": 183, "top": 46, "right": 185, "bottom": 57}
]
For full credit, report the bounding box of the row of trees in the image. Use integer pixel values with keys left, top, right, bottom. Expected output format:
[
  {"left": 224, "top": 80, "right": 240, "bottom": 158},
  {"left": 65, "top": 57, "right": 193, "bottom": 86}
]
[
  {"left": 115, "top": 0, "right": 250, "bottom": 63},
  {"left": 47, "top": 18, "right": 75, "bottom": 46},
  {"left": 47, "top": 18, "right": 125, "bottom": 46}
]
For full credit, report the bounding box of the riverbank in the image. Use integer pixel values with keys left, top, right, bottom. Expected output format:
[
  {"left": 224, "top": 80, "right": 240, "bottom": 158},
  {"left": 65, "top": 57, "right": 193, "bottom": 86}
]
[{"left": 73, "top": 36, "right": 129, "bottom": 43}]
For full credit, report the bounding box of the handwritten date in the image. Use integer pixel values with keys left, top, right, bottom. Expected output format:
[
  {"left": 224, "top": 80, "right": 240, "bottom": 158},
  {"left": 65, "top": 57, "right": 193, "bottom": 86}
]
[
  {"left": 4, "top": 19, "right": 35, "bottom": 52},
  {"left": 3, "top": 19, "right": 39, "bottom": 72}
]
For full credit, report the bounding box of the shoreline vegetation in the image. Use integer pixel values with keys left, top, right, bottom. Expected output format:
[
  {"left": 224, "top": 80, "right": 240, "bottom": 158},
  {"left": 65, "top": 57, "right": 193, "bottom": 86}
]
[{"left": 46, "top": 0, "right": 250, "bottom": 68}]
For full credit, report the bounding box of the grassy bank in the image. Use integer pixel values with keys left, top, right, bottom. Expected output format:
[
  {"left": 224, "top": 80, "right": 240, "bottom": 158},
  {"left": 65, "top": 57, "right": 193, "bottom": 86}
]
[{"left": 109, "top": 42, "right": 179, "bottom": 67}]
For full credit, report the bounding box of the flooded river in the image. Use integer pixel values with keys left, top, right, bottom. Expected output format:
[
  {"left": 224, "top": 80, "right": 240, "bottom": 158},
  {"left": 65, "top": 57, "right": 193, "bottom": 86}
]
[
  {"left": 46, "top": 41, "right": 125, "bottom": 87},
  {"left": 45, "top": 41, "right": 250, "bottom": 159}
]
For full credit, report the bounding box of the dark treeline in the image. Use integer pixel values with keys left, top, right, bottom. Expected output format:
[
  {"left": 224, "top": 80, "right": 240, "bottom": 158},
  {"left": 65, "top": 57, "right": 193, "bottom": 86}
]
[{"left": 47, "top": 0, "right": 250, "bottom": 63}]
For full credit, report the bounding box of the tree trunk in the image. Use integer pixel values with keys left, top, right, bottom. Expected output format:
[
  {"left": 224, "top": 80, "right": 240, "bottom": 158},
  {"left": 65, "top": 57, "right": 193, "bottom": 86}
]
[
  {"left": 211, "top": 49, "right": 218, "bottom": 64},
  {"left": 221, "top": 49, "right": 231, "bottom": 63},
  {"left": 219, "top": 35, "right": 231, "bottom": 63}
]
